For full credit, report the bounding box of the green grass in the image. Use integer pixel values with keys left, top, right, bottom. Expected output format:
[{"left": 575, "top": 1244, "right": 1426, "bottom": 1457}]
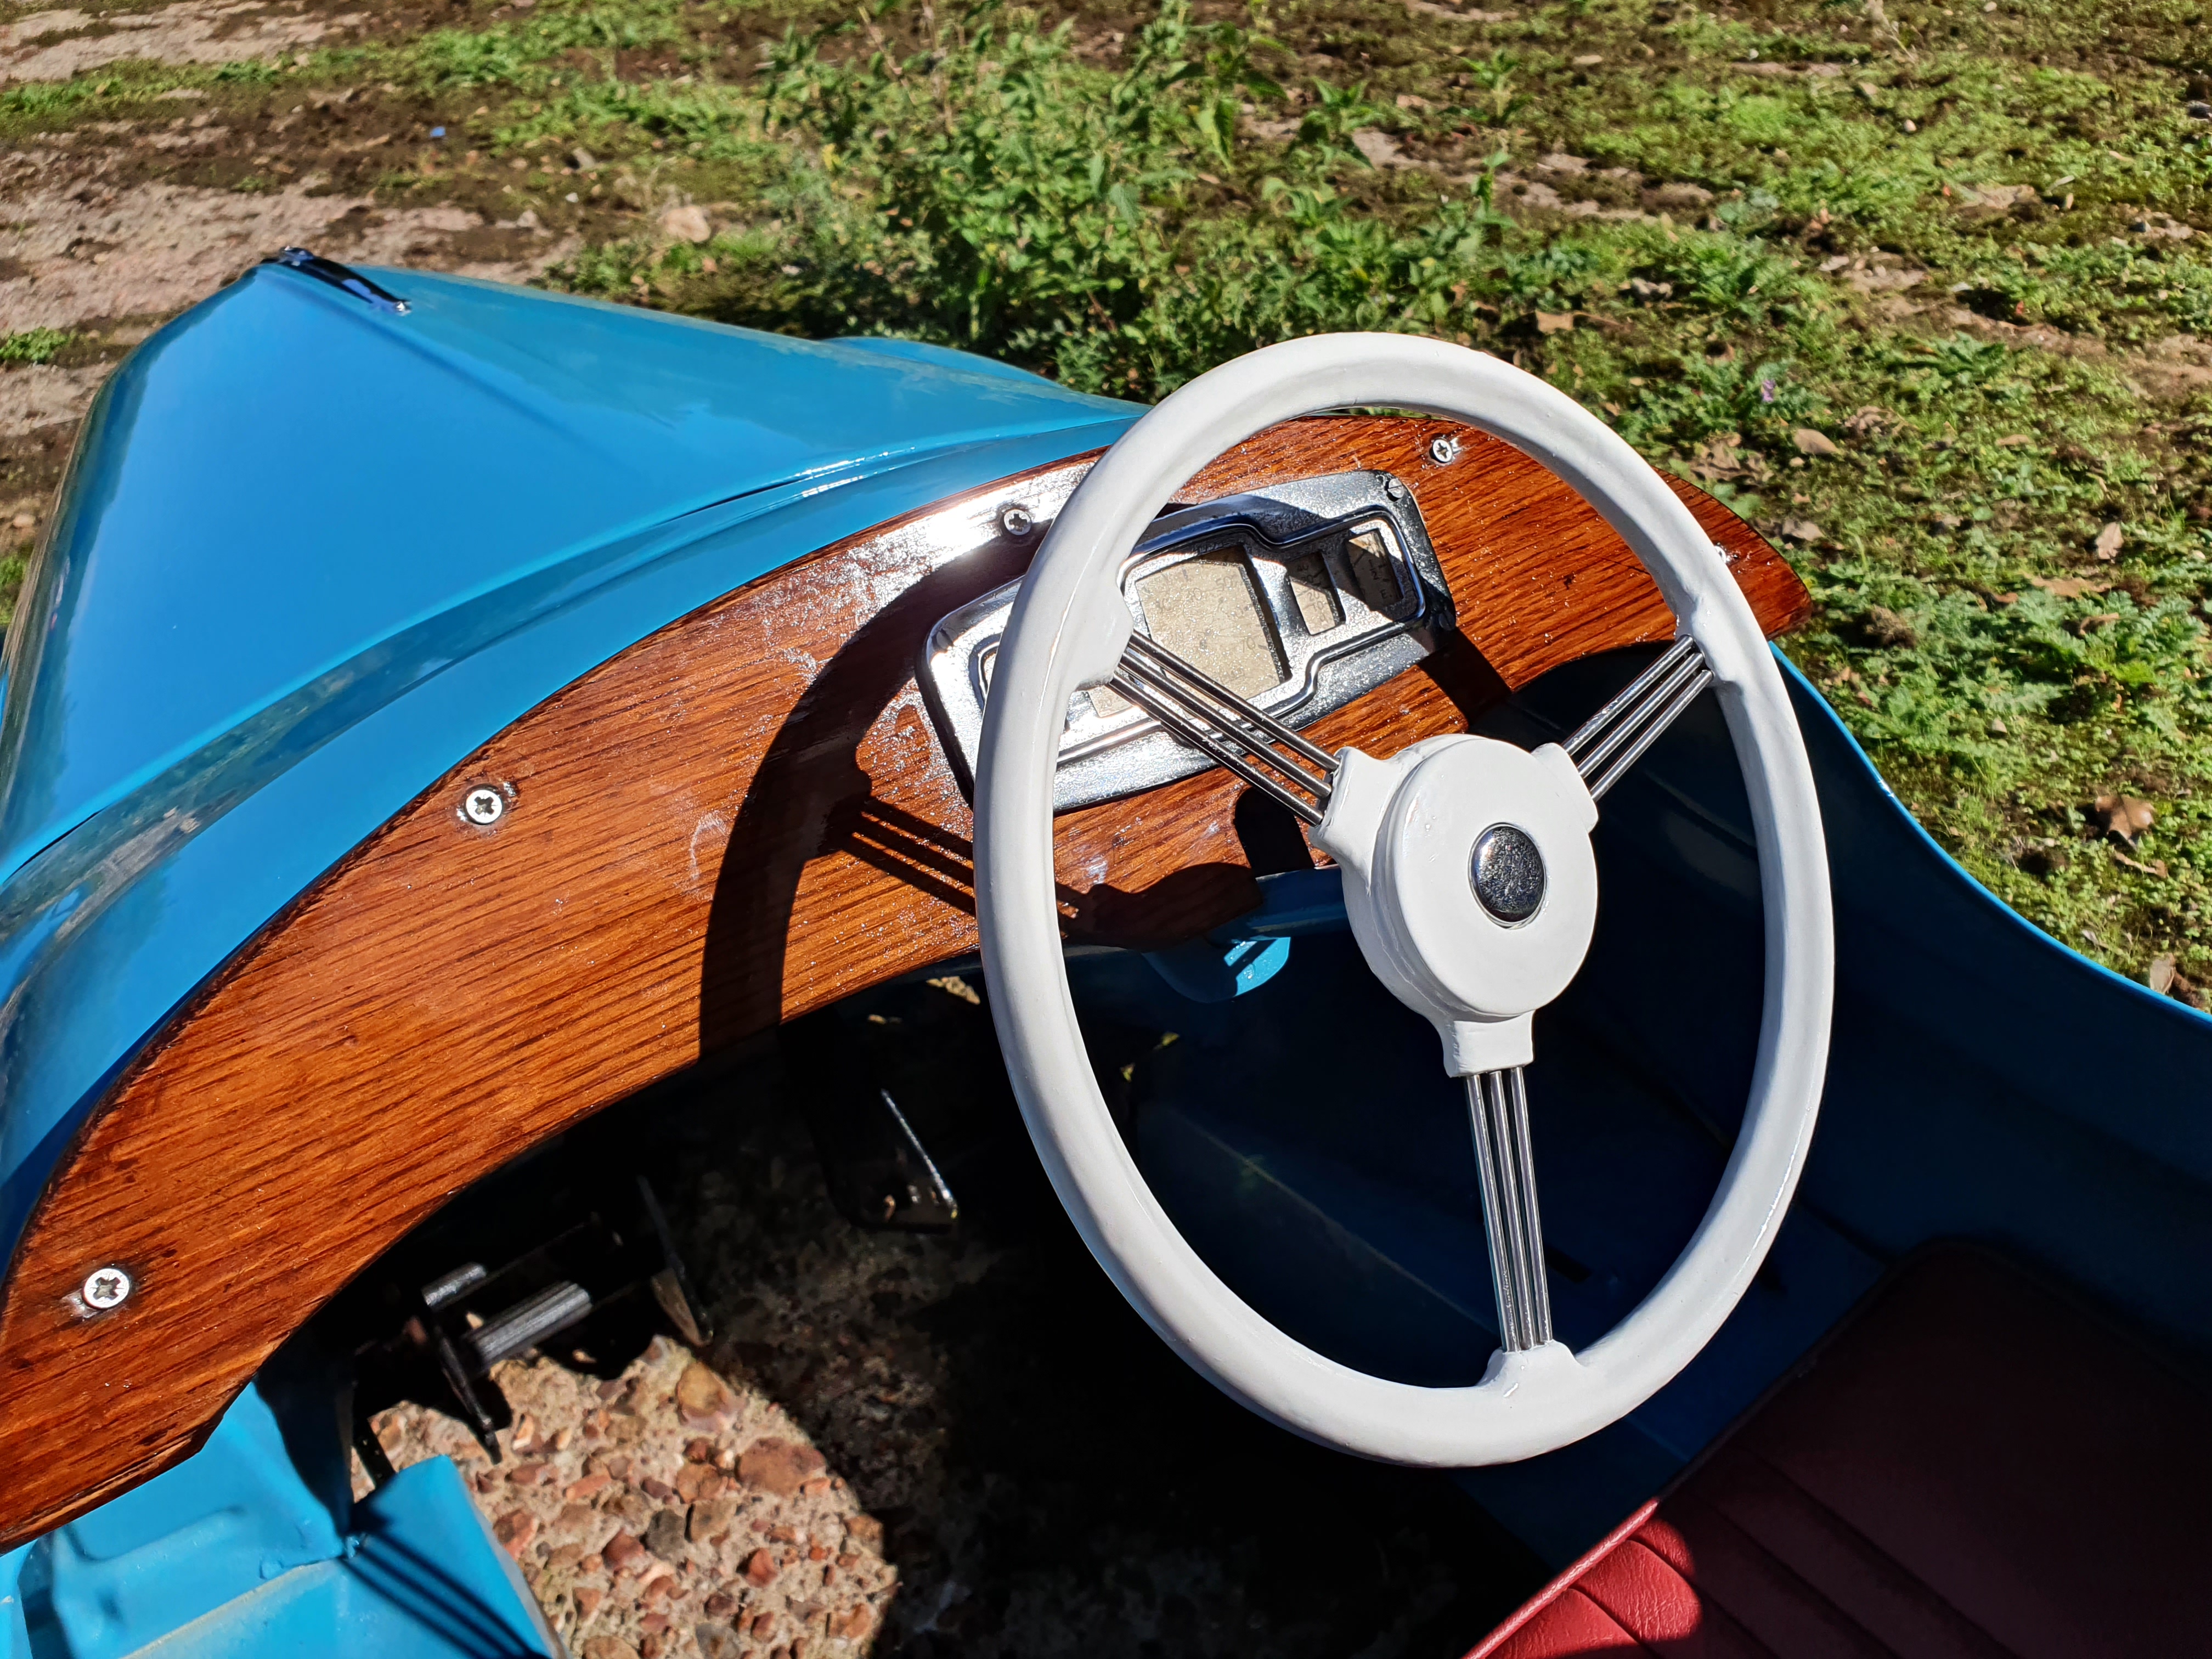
[
  {"left": 0, "top": 330, "right": 75, "bottom": 365},
  {"left": 6, "top": 0, "right": 2211, "bottom": 989}
]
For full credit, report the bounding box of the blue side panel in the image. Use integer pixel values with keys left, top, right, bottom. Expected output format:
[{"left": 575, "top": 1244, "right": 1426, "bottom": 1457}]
[
  {"left": 1, "top": 1396, "right": 550, "bottom": 1659},
  {"left": 4, "top": 1385, "right": 342, "bottom": 1657},
  {"left": 136, "top": 1462, "right": 555, "bottom": 1659}
]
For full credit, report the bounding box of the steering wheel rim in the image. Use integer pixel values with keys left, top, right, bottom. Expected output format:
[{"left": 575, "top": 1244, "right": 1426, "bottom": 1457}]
[{"left": 974, "top": 334, "right": 1833, "bottom": 1466}]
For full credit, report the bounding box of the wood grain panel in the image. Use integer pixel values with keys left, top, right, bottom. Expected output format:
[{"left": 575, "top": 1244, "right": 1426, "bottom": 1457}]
[{"left": 0, "top": 417, "right": 1807, "bottom": 1546}]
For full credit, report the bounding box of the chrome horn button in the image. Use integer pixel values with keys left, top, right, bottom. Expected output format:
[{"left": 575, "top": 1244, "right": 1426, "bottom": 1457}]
[{"left": 1470, "top": 823, "right": 1545, "bottom": 924}]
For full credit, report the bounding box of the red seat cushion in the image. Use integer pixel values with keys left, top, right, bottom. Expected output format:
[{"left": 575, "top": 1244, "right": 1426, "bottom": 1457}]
[{"left": 1468, "top": 1248, "right": 2212, "bottom": 1658}]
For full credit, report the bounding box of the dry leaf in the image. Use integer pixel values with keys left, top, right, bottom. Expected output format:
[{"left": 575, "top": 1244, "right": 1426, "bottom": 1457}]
[
  {"left": 2092, "top": 521, "right": 2124, "bottom": 561},
  {"left": 1995, "top": 433, "right": 2032, "bottom": 447},
  {"left": 2089, "top": 794, "right": 2155, "bottom": 842},
  {"left": 1534, "top": 311, "right": 1576, "bottom": 334},
  {"left": 2115, "top": 850, "right": 2170, "bottom": 877},
  {"left": 2148, "top": 955, "right": 2178, "bottom": 995},
  {"left": 1778, "top": 517, "right": 1824, "bottom": 544},
  {"left": 1792, "top": 427, "right": 1841, "bottom": 456},
  {"left": 2028, "top": 575, "right": 2111, "bottom": 599}
]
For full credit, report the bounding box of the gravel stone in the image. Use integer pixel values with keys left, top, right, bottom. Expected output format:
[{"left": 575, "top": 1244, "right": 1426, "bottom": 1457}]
[
  {"left": 675, "top": 1361, "right": 738, "bottom": 1432},
  {"left": 492, "top": 1511, "right": 536, "bottom": 1556},
  {"left": 601, "top": 1530, "right": 647, "bottom": 1574},
  {"left": 738, "top": 1438, "right": 825, "bottom": 1497},
  {"left": 690, "top": 1496, "right": 740, "bottom": 1543},
  {"left": 642, "top": 1509, "right": 688, "bottom": 1563}
]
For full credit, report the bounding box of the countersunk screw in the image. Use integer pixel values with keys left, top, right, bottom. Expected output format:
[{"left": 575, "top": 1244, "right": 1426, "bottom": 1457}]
[
  {"left": 82, "top": 1266, "right": 132, "bottom": 1311},
  {"left": 1429, "top": 435, "right": 1462, "bottom": 466},
  {"left": 461, "top": 786, "right": 507, "bottom": 827},
  {"left": 998, "top": 504, "right": 1036, "bottom": 539},
  {"left": 1383, "top": 475, "right": 1408, "bottom": 501}
]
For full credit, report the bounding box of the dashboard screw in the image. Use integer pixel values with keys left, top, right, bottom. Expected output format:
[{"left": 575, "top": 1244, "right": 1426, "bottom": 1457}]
[
  {"left": 998, "top": 504, "right": 1036, "bottom": 539},
  {"left": 81, "top": 1266, "right": 132, "bottom": 1311},
  {"left": 1429, "top": 436, "right": 1462, "bottom": 465},
  {"left": 461, "top": 786, "right": 507, "bottom": 826}
]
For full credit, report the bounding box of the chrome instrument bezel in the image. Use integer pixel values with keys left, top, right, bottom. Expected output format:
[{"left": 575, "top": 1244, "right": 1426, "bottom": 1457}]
[{"left": 919, "top": 470, "right": 1454, "bottom": 812}]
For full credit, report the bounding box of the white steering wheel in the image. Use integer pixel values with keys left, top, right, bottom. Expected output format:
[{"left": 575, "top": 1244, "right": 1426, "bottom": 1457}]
[{"left": 973, "top": 334, "right": 1833, "bottom": 1465}]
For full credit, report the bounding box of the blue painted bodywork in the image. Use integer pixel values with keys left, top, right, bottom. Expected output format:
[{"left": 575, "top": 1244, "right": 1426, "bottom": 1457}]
[
  {"left": 6, "top": 260, "right": 2210, "bottom": 1646},
  {"left": 0, "top": 263, "right": 1136, "bottom": 1265},
  {"left": 2, "top": 1386, "right": 555, "bottom": 1657}
]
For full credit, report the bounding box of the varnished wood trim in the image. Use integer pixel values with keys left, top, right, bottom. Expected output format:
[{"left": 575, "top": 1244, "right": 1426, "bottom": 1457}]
[{"left": 0, "top": 417, "right": 1806, "bottom": 1546}]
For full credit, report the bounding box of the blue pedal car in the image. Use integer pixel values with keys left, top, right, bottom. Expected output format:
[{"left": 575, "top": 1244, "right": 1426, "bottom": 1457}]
[{"left": 1, "top": 250, "right": 2206, "bottom": 1656}]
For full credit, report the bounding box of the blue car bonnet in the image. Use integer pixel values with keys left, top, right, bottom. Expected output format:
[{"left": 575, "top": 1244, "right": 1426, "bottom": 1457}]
[
  {"left": 0, "top": 262, "right": 1135, "bottom": 1255},
  {"left": 0, "top": 263, "right": 1127, "bottom": 884}
]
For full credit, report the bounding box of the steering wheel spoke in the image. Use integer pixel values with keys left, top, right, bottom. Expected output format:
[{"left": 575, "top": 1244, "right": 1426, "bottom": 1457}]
[
  {"left": 1108, "top": 634, "right": 1338, "bottom": 825},
  {"left": 1564, "top": 634, "right": 1714, "bottom": 802},
  {"left": 1468, "top": 1066, "right": 1553, "bottom": 1352}
]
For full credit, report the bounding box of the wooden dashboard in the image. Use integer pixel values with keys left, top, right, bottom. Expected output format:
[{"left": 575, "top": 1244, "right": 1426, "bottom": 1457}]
[{"left": 0, "top": 416, "right": 1808, "bottom": 1547}]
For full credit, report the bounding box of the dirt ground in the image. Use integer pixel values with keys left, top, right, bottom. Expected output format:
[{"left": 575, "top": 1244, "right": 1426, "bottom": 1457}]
[{"left": 1, "top": 0, "right": 586, "bottom": 556}]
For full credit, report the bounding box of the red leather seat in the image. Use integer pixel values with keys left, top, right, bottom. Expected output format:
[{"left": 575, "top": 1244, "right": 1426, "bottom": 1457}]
[{"left": 1468, "top": 1247, "right": 2211, "bottom": 1658}]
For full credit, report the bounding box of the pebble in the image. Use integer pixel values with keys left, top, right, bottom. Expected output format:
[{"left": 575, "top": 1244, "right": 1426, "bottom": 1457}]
[
  {"left": 658, "top": 204, "right": 713, "bottom": 244},
  {"left": 738, "top": 1438, "right": 825, "bottom": 1497},
  {"left": 676, "top": 1363, "right": 740, "bottom": 1432},
  {"left": 695, "top": 1624, "right": 742, "bottom": 1659},
  {"left": 675, "top": 1463, "right": 723, "bottom": 1502},
  {"left": 644, "top": 1509, "right": 689, "bottom": 1562},
  {"left": 744, "top": 1547, "right": 780, "bottom": 1587},
  {"left": 566, "top": 1472, "right": 610, "bottom": 1499},
  {"left": 493, "top": 1511, "right": 537, "bottom": 1556},
  {"left": 639, "top": 1475, "right": 676, "bottom": 1502},
  {"left": 690, "top": 1496, "right": 740, "bottom": 1542},
  {"left": 603, "top": 1531, "right": 648, "bottom": 1573},
  {"left": 583, "top": 1640, "right": 640, "bottom": 1659}
]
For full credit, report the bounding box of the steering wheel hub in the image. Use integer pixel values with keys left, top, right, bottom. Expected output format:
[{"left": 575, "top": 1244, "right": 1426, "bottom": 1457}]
[
  {"left": 1314, "top": 736, "right": 1600, "bottom": 1076},
  {"left": 1471, "top": 825, "right": 1545, "bottom": 924}
]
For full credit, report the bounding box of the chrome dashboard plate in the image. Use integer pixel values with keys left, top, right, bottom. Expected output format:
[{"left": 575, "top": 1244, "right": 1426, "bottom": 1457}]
[{"left": 919, "top": 470, "right": 1453, "bottom": 812}]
